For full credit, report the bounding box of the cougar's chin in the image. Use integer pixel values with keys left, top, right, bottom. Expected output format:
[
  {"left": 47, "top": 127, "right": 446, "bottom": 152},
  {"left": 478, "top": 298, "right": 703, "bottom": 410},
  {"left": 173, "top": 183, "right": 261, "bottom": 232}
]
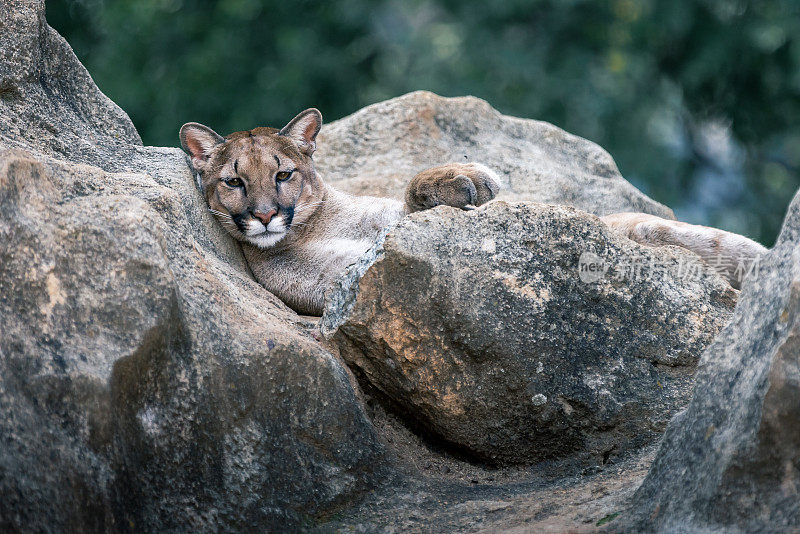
[
  {"left": 247, "top": 232, "right": 286, "bottom": 249},
  {"left": 242, "top": 215, "right": 289, "bottom": 249}
]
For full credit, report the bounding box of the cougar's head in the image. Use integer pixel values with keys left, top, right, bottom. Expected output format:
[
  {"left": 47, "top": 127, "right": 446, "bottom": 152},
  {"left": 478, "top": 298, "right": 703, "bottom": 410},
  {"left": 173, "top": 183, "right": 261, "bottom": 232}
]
[{"left": 179, "top": 109, "right": 324, "bottom": 249}]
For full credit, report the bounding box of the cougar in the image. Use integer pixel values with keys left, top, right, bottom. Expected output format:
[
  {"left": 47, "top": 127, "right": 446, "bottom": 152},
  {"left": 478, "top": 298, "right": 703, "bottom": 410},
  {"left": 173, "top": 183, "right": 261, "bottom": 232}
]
[{"left": 180, "top": 109, "right": 767, "bottom": 315}]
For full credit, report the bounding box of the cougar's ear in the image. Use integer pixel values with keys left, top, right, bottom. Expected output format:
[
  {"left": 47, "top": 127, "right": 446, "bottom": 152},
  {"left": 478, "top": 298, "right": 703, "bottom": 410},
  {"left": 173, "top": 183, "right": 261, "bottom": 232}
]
[
  {"left": 279, "top": 108, "right": 322, "bottom": 156},
  {"left": 179, "top": 122, "right": 225, "bottom": 172}
]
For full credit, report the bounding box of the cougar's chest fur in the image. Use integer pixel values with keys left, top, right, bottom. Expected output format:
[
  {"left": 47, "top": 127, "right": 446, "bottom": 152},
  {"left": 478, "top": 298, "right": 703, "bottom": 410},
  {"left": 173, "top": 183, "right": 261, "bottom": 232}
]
[{"left": 242, "top": 187, "right": 406, "bottom": 315}]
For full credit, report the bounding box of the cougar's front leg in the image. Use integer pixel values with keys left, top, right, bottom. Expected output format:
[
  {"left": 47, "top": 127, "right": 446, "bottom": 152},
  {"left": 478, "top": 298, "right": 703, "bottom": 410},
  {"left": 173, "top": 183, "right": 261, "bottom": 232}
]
[{"left": 405, "top": 163, "right": 501, "bottom": 213}]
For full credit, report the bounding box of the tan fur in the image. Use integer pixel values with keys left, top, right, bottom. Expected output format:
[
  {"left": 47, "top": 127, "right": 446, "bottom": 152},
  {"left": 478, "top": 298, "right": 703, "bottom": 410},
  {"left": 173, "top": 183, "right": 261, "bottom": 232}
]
[
  {"left": 181, "top": 109, "right": 766, "bottom": 315},
  {"left": 180, "top": 110, "right": 500, "bottom": 315},
  {"left": 601, "top": 212, "right": 767, "bottom": 289}
]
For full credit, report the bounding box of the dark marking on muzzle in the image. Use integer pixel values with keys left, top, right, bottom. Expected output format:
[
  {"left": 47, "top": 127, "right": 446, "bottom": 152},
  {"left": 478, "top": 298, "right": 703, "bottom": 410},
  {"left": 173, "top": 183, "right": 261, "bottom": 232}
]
[
  {"left": 232, "top": 212, "right": 247, "bottom": 233},
  {"left": 282, "top": 205, "right": 295, "bottom": 227}
]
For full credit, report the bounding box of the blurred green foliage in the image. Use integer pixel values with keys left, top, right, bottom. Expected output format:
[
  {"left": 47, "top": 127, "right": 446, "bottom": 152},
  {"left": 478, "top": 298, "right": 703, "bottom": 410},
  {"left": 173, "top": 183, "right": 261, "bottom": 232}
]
[{"left": 47, "top": 0, "right": 800, "bottom": 245}]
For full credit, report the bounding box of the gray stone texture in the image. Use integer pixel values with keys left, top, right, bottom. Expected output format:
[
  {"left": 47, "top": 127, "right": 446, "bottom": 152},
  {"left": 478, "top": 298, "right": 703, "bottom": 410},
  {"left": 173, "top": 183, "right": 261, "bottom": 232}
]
[{"left": 323, "top": 202, "right": 736, "bottom": 465}]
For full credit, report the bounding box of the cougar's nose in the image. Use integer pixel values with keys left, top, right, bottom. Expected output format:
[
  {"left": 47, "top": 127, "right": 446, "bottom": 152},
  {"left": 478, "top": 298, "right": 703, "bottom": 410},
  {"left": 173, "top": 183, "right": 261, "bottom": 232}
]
[{"left": 252, "top": 209, "right": 277, "bottom": 225}]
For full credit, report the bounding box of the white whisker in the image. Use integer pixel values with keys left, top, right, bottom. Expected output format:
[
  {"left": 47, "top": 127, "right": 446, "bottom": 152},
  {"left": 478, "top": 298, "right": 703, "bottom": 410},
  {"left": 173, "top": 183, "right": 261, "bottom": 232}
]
[{"left": 209, "top": 208, "right": 233, "bottom": 220}]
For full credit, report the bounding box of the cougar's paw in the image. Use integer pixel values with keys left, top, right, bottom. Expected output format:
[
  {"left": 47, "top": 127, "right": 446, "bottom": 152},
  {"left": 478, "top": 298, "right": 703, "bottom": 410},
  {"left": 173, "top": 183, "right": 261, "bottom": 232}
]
[{"left": 405, "top": 162, "right": 501, "bottom": 213}]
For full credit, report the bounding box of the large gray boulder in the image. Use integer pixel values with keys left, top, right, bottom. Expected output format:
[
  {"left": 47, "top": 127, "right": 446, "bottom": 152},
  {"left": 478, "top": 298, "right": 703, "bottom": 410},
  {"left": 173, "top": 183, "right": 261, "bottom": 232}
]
[
  {"left": 0, "top": 0, "right": 141, "bottom": 169},
  {"left": 0, "top": 150, "right": 383, "bottom": 531},
  {"left": 0, "top": 150, "right": 386, "bottom": 532},
  {"left": 316, "top": 91, "right": 675, "bottom": 219},
  {"left": 0, "top": 1, "right": 386, "bottom": 531},
  {"left": 618, "top": 192, "right": 800, "bottom": 532},
  {"left": 322, "top": 202, "right": 737, "bottom": 465}
]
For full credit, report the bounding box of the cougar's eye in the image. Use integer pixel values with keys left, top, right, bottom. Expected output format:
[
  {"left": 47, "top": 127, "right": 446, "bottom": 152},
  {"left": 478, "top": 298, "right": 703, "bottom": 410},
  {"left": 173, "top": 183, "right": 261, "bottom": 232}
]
[
  {"left": 224, "top": 177, "right": 244, "bottom": 188},
  {"left": 276, "top": 170, "right": 292, "bottom": 182}
]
